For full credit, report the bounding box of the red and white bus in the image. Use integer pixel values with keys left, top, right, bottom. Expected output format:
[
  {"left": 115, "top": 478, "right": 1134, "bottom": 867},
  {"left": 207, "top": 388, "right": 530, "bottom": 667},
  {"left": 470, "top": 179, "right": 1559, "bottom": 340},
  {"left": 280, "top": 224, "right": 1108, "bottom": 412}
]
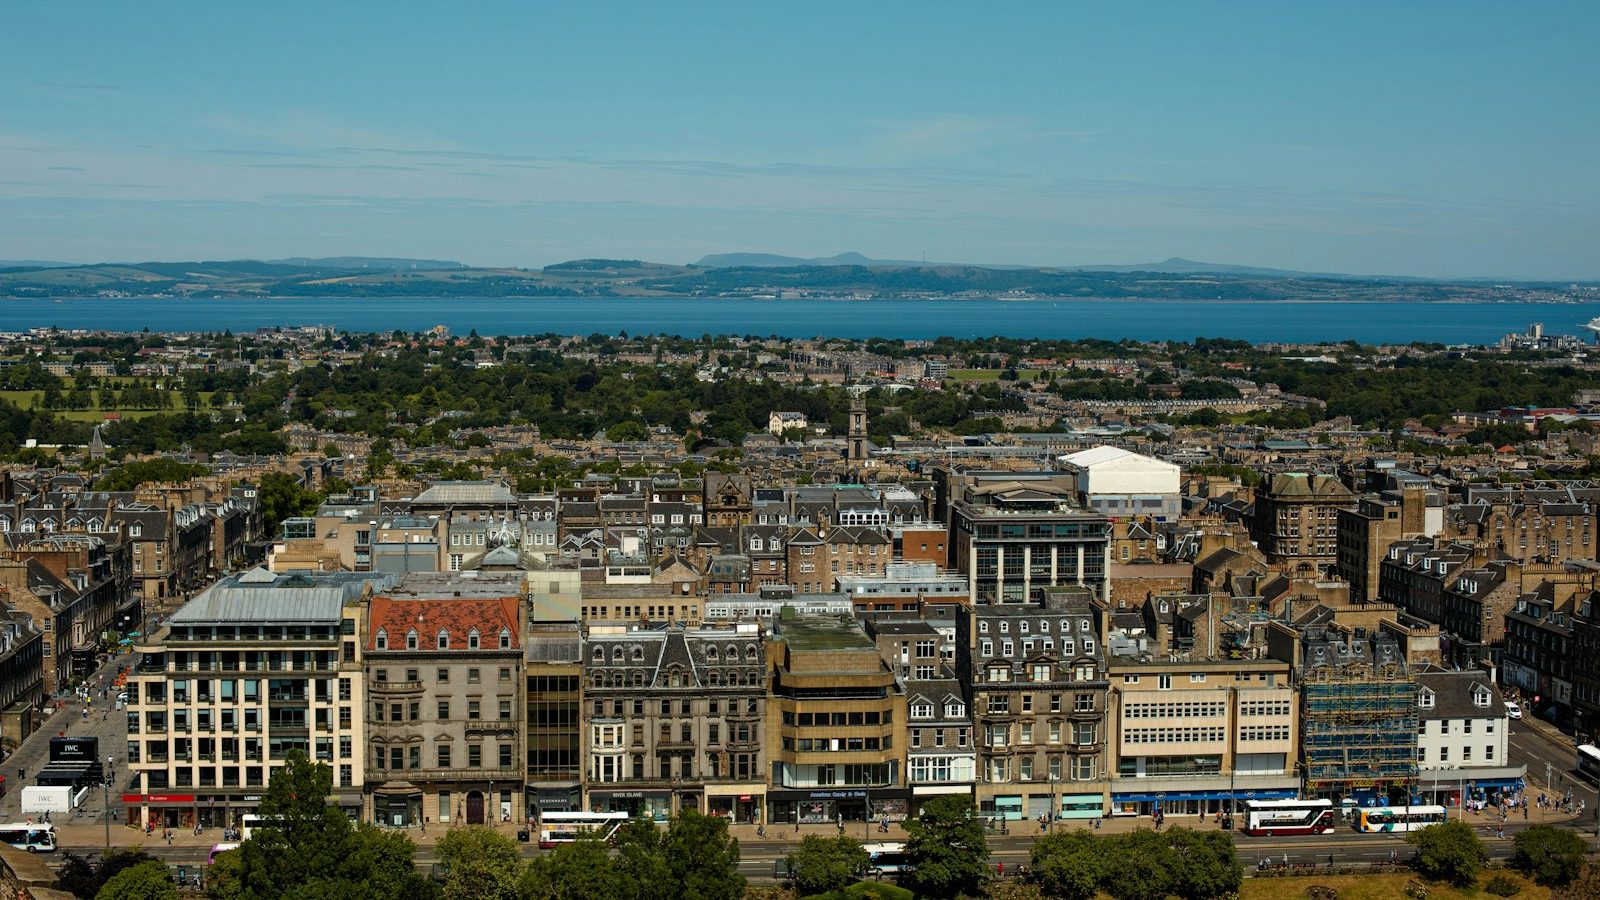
[{"left": 1241, "top": 799, "right": 1336, "bottom": 836}]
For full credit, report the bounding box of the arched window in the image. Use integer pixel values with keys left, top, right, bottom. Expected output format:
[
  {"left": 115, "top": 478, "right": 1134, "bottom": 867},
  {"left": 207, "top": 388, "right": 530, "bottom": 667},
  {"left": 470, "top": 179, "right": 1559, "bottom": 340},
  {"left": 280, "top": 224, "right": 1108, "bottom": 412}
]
[
  {"left": 592, "top": 646, "right": 605, "bottom": 664},
  {"left": 706, "top": 646, "right": 719, "bottom": 661},
  {"left": 406, "top": 629, "right": 418, "bottom": 650},
  {"left": 438, "top": 630, "right": 450, "bottom": 650},
  {"left": 745, "top": 644, "right": 759, "bottom": 662},
  {"left": 631, "top": 646, "right": 644, "bottom": 661},
  {"left": 467, "top": 629, "right": 480, "bottom": 650},
  {"left": 612, "top": 646, "right": 625, "bottom": 663},
  {"left": 375, "top": 629, "right": 388, "bottom": 651}
]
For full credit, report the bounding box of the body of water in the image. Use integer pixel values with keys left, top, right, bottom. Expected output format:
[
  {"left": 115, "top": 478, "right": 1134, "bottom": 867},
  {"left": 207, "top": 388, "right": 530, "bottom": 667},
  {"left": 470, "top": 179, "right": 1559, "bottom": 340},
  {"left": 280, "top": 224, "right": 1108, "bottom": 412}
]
[{"left": 3, "top": 297, "right": 1598, "bottom": 344}]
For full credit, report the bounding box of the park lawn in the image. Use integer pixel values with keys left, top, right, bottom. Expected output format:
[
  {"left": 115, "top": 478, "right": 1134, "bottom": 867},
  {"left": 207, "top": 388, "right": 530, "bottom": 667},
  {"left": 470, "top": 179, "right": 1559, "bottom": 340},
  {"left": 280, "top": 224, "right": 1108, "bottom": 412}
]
[
  {"left": 947, "top": 369, "right": 1045, "bottom": 382},
  {"left": 1239, "top": 871, "right": 1548, "bottom": 900},
  {"left": 0, "top": 389, "right": 214, "bottom": 415}
]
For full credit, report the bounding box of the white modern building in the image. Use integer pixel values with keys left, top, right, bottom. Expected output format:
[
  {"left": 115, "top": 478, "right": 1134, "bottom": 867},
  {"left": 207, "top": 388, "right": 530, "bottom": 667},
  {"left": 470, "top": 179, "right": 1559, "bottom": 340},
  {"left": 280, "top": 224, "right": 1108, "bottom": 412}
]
[{"left": 1058, "top": 447, "right": 1182, "bottom": 521}]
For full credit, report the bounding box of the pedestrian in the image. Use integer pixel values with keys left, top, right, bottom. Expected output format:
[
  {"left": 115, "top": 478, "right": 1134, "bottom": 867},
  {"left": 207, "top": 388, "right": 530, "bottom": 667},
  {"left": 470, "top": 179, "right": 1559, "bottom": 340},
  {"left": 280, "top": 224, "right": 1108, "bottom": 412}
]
[
  {"left": 1328, "top": 854, "right": 1334, "bottom": 866},
  {"left": 997, "top": 861, "right": 1004, "bottom": 878}
]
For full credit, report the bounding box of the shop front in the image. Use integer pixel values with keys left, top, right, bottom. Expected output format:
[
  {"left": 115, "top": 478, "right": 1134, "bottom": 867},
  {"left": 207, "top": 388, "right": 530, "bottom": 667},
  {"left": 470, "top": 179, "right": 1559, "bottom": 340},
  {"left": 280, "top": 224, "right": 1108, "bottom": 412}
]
[
  {"left": 1417, "top": 767, "right": 1528, "bottom": 808},
  {"left": 529, "top": 784, "right": 582, "bottom": 816},
  {"left": 589, "top": 789, "right": 673, "bottom": 822},
  {"left": 1059, "top": 793, "right": 1104, "bottom": 820},
  {"left": 372, "top": 783, "right": 424, "bottom": 828},
  {"left": 1111, "top": 788, "right": 1296, "bottom": 818},
  {"left": 123, "top": 793, "right": 198, "bottom": 831},
  {"left": 768, "top": 788, "right": 874, "bottom": 825},
  {"left": 980, "top": 794, "right": 1025, "bottom": 822},
  {"left": 706, "top": 786, "right": 764, "bottom": 824}
]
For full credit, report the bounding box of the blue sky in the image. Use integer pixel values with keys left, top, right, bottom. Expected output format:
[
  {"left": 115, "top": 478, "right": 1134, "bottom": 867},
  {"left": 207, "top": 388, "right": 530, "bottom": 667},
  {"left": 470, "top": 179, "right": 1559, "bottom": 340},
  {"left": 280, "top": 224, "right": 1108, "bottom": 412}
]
[{"left": 3, "top": 1, "right": 1597, "bottom": 278}]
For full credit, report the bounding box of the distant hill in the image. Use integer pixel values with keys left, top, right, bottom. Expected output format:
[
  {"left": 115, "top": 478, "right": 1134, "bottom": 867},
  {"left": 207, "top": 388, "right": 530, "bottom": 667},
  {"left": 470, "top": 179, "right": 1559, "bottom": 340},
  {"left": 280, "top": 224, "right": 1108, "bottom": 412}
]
[
  {"left": 697, "top": 252, "right": 1389, "bottom": 280},
  {"left": 0, "top": 259, "right": 74, "bottom": 269},
  {"left": 268, "top": 256, "right": 465, "bottom": 271},
  {"left": 696, "top": 251, "right": 1035, "bottom": 269}
]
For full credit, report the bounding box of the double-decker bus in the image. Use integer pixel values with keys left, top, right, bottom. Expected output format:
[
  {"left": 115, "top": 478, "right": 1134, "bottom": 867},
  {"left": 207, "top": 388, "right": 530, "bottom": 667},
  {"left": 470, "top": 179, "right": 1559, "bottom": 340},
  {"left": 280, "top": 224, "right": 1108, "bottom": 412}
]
[
  {"left": 1240, "top": 799, "right": 1336, "bottom": 836},
  {"left": 1577, "top": 744, "right": 1600, "bottom": 785},
  {"left": 537, "top": 811, "right": 631, "bottom": 849},
  {"left": 1354, "top": 805, "right": 1448, "bottom": 833},
  {"left": 0, "top": 823, "right": 56, "bottom": 852}
]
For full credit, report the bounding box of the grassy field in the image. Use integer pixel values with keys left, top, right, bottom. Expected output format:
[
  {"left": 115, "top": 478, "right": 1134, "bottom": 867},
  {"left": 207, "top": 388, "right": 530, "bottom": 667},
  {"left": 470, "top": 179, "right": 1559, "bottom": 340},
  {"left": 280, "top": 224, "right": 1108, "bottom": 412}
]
[
  {"left": 947, "top": 368, "right": 1045, "bottom": 382},
  {"left": 1240, "top": 871, "right": 1549, "bottom": 899},
  {"left": 0, "top": 388, "right": 213, "bottom": 421}
]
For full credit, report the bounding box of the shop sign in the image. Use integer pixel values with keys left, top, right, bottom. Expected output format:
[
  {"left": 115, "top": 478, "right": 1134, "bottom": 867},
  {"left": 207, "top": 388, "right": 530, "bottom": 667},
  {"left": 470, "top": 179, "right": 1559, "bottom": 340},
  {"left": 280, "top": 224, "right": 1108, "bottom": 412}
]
[
  {"left": 806, "top": 790, "right": 867, "bottom": 800},
  {"left": 122, "top": 794, "right": 196, "bottom": 803}
]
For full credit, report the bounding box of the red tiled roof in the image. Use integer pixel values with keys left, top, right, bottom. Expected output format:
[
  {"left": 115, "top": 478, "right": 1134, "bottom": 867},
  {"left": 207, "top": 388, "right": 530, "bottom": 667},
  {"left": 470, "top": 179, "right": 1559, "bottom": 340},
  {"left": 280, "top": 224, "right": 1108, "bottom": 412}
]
[{"left": 367, "top": 596, "right": 520, "bottom": 650}]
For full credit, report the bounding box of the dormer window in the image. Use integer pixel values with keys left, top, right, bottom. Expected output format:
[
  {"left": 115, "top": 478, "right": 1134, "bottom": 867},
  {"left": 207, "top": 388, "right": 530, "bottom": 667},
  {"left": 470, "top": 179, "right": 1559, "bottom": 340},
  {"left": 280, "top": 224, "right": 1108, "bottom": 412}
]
[
  {"left": 375, "top": 629, "right": 388, "bottom": 651},
  {"left": 468, "top": 629, "right": 480, "bottom": 650},
  {"left": 1473, "top": 689, "right": 1491, "bottom": 708},
  {"left": 438, "top": 630, "right": 450, "bottom": 650},
  {"left": 945, "top": 702, "right": 965, "bottom": 718},
  {"left": 1419, "top": 690, "right": 1435, "bottom": 710},
  {"left": 499, "top": 628, "right": 511, "bottom": 649},
  {"left": 911, "top": 702, "right": 933, "bottom": 718},
  {"left": 406, "top": 629, "right": 418, "bottom": 651}
]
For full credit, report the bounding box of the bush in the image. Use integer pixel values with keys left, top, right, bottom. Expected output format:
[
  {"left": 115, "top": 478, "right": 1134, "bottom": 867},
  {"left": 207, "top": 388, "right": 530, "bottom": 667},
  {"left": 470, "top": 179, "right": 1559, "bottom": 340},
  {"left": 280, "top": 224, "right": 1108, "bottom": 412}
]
[
  {"left": 802, "top": 882, "right": 916, "bottom": 900},
  {"left": 1407, "top": 820, "right": 1488, "bottom": 886},
  {"left": 1511, "top": 824, "right": 1589, "bottom": 886},
  {"left": 1305, "top": 886, "right": 1339, "bottom": 900},
  {"left": 1484, "top": 873, "right": 1523, "bottom": 897}
]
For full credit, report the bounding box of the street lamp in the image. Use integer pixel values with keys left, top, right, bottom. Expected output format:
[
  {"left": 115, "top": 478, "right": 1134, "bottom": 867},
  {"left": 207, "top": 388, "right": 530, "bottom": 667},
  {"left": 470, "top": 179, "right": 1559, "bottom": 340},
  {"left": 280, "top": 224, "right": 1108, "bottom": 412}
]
[{"left": 103, "top": 756, "right": 116, "bottom": 850}]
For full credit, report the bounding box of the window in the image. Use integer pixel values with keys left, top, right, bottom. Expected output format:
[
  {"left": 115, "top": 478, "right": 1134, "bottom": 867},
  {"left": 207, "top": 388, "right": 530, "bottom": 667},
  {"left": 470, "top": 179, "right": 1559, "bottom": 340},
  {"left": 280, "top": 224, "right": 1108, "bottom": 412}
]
[
  {"left": 438, "top": 630, "right": 450, "bottom": 650},
  {"left": 438, "top": 700, "right": 450, "bottom": 719},
  {"left": 406, "top": 630, "right": 419, "bottom": 650},
  {"left": 1157, "top": 674, "right": 1172, "bottom": 690},
  {"left": 468, "top": 629, "right": 480, "bottom": 650},
  {"left": 499, "top": 629, "right": 512, "bottom": 649},
  {"left": 375, "top": 630, "right": 387, "bottom": 650},
  {"left": 468, "top": 668, "right": 480, "bottom": 684}
]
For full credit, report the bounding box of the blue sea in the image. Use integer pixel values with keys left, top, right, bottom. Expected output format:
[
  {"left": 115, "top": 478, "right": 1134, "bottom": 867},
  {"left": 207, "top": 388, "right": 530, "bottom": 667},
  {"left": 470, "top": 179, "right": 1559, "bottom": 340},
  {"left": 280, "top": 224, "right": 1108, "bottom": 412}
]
[{"left": 3, "top": 297, "right": 1598, "bottom": 344}]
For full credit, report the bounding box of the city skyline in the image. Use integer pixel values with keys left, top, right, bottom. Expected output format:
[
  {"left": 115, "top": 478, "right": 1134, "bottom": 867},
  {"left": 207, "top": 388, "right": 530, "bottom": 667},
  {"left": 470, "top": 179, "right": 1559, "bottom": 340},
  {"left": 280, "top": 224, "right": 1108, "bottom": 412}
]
[{"left": 3, "top": 2, "right": 1598, "bottom": 279}]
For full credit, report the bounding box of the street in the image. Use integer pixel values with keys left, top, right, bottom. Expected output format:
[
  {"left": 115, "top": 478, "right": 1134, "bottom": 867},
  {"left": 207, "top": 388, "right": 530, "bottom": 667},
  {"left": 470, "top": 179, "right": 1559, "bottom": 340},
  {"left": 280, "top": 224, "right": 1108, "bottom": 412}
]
[
  {"left": 1507, "top": 713, "right": 1600, "bottom": 822},
  {"left": 4, "top": 650, "right": 133, "bottom": 836}
]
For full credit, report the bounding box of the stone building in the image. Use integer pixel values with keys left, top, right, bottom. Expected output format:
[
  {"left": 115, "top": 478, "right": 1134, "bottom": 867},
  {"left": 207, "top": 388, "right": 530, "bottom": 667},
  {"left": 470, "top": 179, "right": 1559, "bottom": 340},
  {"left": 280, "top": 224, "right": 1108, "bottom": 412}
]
[
  {"left": 1250, "top": 473, "right": 1355, "bottom": 577},
  {"left": 582, "top": 622, "right": 767, "bottom": 823},
  {"left": 365, "top": 582, "right": 523, "bottom": 829},
  {"left": 956, "top": 588, "right": 1109, "bottom": 822}
]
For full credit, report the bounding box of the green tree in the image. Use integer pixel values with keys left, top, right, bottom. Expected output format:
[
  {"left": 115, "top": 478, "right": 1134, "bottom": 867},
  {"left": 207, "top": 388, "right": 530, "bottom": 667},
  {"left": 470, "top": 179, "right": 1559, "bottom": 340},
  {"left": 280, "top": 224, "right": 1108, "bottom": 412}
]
[
  {"left": 1030, "top": 829, "right": 1105, "bottom": 900},
  {"left": 611, "top": 811, "right": 744, "bottom": 900},
  {"left": 519, "top": 837, "right": 623, "bottom": 900},
  {"left": 211, "top": 750, "right": 429, "bottom": 900},
  {"left": 904, "top": 794, "right": 989, "bottom": 898},
  {"left": 1511, "top": 824, "right": 1589, "bottom": 886},
  {"left": 1100, "top": 829, "right": 1178, "bottom": 900},
  {"left": 94, "top": 860, "right": 176, "bottom": 900},
  {"left": 1407, "top": 820, "right": 1489, "bottom": 886},
  {"left": 436, "top": 826, "right": 522, "bottom": 900},
  {"left": 59, "top": 848, "right": 163, "bottom": 899},
  {"left": 786, "top": 835, "right": 870, "bottom": 896},
  {"left": 95, "top": 458, "right": 210, "bottom": 492},
  {"left": 606, "top": 420, "right": 649, "bottom": 442},
  {"left": 254, "top": 471, "right": 322, "bottom": 537},
  {"left": 1167, "top": 828, "right": 1242, "bottom": 899}
]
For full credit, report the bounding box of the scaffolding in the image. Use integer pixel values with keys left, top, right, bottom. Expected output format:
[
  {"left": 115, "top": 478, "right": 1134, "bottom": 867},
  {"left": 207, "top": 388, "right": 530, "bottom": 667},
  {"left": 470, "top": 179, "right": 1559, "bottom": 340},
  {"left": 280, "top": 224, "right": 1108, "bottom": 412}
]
[{"left": 1301, "top": 662, "right": 1419, "bottom": 792}]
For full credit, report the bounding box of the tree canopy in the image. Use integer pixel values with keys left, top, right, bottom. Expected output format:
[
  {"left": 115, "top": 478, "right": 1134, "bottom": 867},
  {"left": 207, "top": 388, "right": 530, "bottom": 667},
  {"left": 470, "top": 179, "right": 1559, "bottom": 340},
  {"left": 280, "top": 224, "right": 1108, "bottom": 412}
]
[
  {"left": 903, "top": 794, "right": 989, "bottom": 898},
  {"left": 786, "top": 834, "right": 870, "bottom": 896},
  {"left": 1511, "top": 824, "right": 1590, "bottom": 886},
  {"left": 94, "top": 860, "right": 176, "bottom": 900},
  {"left": 1407, "top": 820, "right": 1490, "bottom": 887}
]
